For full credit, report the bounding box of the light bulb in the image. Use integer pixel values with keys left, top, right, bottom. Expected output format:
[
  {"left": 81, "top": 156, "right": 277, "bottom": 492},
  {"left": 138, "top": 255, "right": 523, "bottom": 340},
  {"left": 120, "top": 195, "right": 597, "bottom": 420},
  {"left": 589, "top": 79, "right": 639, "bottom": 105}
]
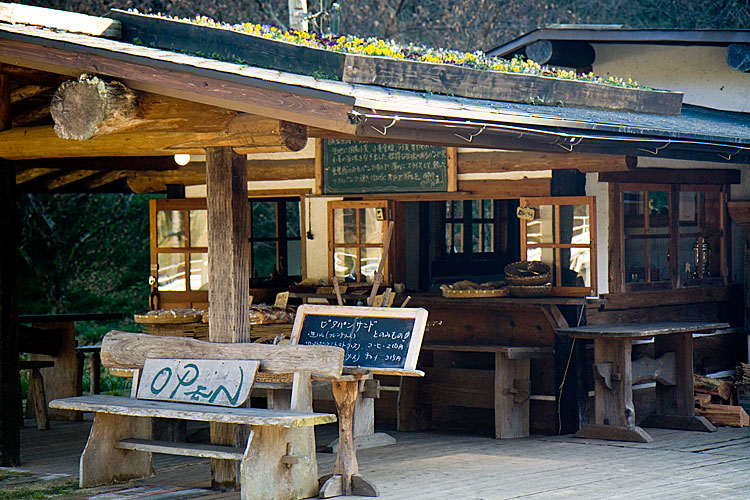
[{"left": 173, "top": 154, "right": 191, "bottom": 166}]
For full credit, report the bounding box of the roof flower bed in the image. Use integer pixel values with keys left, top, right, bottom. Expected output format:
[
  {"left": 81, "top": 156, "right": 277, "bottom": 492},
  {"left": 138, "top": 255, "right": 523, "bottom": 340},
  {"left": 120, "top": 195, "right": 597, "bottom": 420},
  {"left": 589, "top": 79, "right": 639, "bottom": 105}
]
[
  {"left": 142, "top": 11, "right": 641, "bottom": 89},
  {"left": 110, "top": 9, "right": 682, "bottom": 115}
]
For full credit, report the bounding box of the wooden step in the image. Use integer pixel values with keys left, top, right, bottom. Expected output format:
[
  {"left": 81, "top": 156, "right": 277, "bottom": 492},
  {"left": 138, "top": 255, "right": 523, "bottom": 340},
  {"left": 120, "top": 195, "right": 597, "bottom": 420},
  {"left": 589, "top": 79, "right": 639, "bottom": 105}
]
[{"left": 116, "top": 438, "right": 244, "bottom": 460}]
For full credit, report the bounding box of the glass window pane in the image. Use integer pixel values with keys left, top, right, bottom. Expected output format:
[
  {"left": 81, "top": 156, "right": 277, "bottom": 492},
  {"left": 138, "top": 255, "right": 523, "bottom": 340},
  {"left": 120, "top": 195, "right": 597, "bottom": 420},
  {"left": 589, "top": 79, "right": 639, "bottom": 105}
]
[
  {"left": 623, "top": 191, "right": 644, "bottom": 235},
  {"left": 252, "top": 201, "right": 277, "bottom": 239},
  {"left": 287, "top": 240, "right": 302, "bottom": 277},
  {"left": 483, "top": 200, "right": 493, "bottom": 219},
  {"left": 561, "top": 248, "right": 591, "bottom": 287},
  {"left": 252, "top": 241, "right": 277, "bottom": 278},
  {"left": 703, "top": 191, "right": 721, "bottom": 234},
  {"left": 157, "top": 253, "right": 186, "bottom": 291},
  {"left": 360, "top": 208, "right": 383, "bottom": 244},
  {"left": 361, "top": 247, "right": 382, "bottom": 284},
  {"left": 445, "top": 223, "right": 453, "bottom": 254},
  {"left": 334, "top": 247, "right": 358, "bottom": 282},
  {"left": 625, "top": 238, "right": 644, "bottom": 283},
  {"left": 526, "top": 205, "right": 553, "bottom": 245},
  {"left": 157, "top": 210, "right": 186, "bottom": 248},
  {"left": 189, "top": 252, "right": 209, "bottom": 291},
  {"left": 558, "top": 205, "right": 591, "bottom": 245},
  {"left": 452, "top": 200, "right": 463, "bottom": 219},
  {"left": 649, "top": 238, "right": 670, "bottom": 282},
  {"left": 189, "top": 210, "right": 208, "bottom": 247},
  {"left": 649, "top": 191, "right": 669, "bottom": 231},
  {"left": 526, "top": 247, "right": 554, "bottom": 273},
  {"left": 679, "top": 236, "right": 695, "bottom": 281},
  {"left": 333, "top": 208, "right": 357, "bottom": 244},
  {"left": 679, "top": 191, "right": 698, "bottom": 234},
  {"left": 453, "top": 223, "right": 464, "bottom": 254},
  {"left": 472, "top": 223, "right": 481, "bottom": 253},
  {"left": 483, "top": 224, "right": 494, "bottom": 253},
  {"left": 471, "top": 200, "right": 480, "bottom": 219},
  {"left": 286, "top": 202, "right": 301, "bottom": 238}
]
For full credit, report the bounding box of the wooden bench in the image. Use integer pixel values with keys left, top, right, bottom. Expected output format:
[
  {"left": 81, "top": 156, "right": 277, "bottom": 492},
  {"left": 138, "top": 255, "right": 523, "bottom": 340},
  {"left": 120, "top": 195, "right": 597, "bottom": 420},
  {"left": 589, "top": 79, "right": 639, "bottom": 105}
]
[
  {"left": 19, "top": 360, "right": 54, "bottom": 430},
  {"left": 50, "top": 331, "right": 345, "bottom": 500},
  {"left": 420, "top": 344, "right": 553, "bottom": 439}
]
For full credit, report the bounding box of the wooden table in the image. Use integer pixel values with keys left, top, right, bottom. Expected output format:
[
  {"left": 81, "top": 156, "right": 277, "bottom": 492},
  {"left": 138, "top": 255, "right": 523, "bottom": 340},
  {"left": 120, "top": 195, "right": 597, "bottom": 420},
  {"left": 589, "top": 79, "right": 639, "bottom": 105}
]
[{"left": 557, "top": 321, "right": 729, "bottom": 443}]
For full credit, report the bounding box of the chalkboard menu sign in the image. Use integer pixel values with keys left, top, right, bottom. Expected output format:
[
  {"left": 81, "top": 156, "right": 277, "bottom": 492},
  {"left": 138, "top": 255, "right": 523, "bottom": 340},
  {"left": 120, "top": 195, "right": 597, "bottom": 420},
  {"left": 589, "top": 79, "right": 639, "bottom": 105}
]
[
  {"left": 323, "top": 139, "right": 447, "bottom": 194},
  {"left": 291, "top": 304, "right": 427, "bottom": 374}
]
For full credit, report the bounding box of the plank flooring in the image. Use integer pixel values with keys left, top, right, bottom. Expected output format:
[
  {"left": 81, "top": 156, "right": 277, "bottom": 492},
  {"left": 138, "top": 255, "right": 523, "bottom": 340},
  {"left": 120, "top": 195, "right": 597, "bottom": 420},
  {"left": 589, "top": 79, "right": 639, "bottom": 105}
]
[{"left": 11, "top": 417, "right": 750, "bottom": 499}]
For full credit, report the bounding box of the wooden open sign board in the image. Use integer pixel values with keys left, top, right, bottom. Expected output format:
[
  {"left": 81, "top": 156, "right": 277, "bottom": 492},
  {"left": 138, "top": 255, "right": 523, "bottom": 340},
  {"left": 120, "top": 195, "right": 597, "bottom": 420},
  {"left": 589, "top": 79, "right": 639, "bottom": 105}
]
[
  {"left": 137, "top": 358, "right": 259, "bottom": 407},
  {"left": 291, "top": 304, "right": 427, "bottom": 375}
]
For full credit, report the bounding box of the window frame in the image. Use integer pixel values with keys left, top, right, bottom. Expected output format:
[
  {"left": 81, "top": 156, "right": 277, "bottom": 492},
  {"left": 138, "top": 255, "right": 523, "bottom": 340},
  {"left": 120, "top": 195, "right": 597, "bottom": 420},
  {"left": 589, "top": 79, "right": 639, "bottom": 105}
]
[
  {"left": 328, "top": 200, "right": 391, "bottom": 285},
  {"left": 519, "top": 196, "right": 598, "bottom": 297},
  {"left": 609, "top": 182, "right": 729, "bottom": 294}
]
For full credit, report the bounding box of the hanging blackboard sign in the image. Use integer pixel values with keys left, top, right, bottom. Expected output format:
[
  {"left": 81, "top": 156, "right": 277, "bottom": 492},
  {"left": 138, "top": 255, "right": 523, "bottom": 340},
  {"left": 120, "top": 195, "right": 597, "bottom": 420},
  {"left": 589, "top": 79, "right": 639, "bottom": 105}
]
[
  {"left": 290, "top": 304, "right": 427, "bottom": 374},
  {"left": 323, "top": 139, "right": 447, "bottom": 194}
]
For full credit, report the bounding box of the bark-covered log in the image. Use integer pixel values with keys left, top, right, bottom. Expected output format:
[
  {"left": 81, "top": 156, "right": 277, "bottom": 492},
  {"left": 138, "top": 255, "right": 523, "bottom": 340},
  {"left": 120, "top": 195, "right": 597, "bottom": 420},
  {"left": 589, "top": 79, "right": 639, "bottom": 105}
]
[
  {"left": 726, "top": 43, "right": 750, "bottom": 73},
  {"left": 525, "top": 40, "right": 596, "bottom": 69},
  {"left": 51, "top": 74, "right": 138, "bottom": 140}
]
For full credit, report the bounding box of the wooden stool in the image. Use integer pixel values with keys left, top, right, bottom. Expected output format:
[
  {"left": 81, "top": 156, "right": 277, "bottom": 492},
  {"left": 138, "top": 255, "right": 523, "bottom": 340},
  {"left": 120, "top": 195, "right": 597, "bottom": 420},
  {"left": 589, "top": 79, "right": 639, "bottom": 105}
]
[{"left": 19, "top": 360, "right": 54, "bottom": 430}]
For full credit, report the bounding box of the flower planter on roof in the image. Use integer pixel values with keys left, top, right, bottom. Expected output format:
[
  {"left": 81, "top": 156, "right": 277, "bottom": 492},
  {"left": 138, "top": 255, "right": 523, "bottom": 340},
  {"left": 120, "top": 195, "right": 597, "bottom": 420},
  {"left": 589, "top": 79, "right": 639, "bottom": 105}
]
[{"left": 108, "top": 9, "right": 683, "bottom": 116}]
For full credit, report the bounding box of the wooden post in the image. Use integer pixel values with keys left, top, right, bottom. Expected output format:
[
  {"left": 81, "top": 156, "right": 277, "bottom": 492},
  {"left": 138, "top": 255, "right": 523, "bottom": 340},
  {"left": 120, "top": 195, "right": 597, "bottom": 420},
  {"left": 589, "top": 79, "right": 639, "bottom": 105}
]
[
  {"left": 0, "top": 70, "right": 20, "bottom": 466},
  {"left": 0, "top": 158, "right": 21, "bottom": 466},
  {"left": 206, "top": 146, "right": 250, "bottom": 490}
]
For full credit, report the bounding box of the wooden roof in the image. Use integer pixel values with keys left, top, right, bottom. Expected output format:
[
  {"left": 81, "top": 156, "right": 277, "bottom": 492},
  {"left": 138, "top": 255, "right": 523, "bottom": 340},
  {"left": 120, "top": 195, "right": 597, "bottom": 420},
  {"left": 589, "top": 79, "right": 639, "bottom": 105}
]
[{"left": 1, "top": 10, "right": 748, "bottom": 193}]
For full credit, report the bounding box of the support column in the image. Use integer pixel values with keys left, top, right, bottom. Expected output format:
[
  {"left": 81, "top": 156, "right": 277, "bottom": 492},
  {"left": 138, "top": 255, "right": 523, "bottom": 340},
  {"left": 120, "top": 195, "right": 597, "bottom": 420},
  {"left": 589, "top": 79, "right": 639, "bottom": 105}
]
[
  {"left": 206, "top": 146, "right": 250, "bottom": 490},
  {"left": 0, "top": 71, "right": 21, "bottom": 466}
]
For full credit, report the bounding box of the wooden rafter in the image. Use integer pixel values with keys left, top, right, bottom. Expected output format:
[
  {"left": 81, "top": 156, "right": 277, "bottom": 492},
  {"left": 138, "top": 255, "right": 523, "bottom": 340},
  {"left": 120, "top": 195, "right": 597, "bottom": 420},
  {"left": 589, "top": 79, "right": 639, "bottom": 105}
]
[
  {"left": 12, "top": 104, "right": 49, "bottom": 127},
  {"left": 0, "top": 63, "right": 67, "bottom": 85},
  {"left": 10, "top": 84, "right": 51, "bottom": 103},
  {"left": 40, "top": 169, "right": 100, "bottom": 190},
  {"left": 14, "top": 156, "right": 179, "bottom": 172},
  {"left": 84, "top": 171, "right": 128, "bottom": 190},
  {"left": 15, "top": 167, "right": 61, "bottom": 184}
]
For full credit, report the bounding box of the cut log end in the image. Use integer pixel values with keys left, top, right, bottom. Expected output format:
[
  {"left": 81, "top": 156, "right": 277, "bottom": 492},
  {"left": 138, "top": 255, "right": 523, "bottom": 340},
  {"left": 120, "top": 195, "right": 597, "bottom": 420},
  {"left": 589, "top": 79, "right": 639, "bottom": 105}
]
[
  {"left": 51, "top": 74, "right": 138, "bottom": 141},
  {"left": 726, "top": 44, "right": 750, "bottom": 73},
  {"left": 279, "top": 121, "right": 308, "bottom": 152}
]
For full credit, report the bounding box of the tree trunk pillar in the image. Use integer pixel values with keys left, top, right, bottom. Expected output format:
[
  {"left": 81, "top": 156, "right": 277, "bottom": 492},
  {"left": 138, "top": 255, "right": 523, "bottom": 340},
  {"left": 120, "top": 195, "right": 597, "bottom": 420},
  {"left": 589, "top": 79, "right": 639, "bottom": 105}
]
[{"left": 206, "top": 146, "right": 250, "bottom": 490}]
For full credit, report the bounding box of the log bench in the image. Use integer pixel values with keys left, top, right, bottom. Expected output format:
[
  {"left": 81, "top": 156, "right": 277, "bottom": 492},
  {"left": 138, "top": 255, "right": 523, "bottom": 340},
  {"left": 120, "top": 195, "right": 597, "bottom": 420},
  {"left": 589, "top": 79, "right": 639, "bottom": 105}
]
[
  {"left": 420, "top": 344, "right": 553, "bottom": 439},
  {"left": 50, "top": 331, "right": 345, "bottom": 500}
]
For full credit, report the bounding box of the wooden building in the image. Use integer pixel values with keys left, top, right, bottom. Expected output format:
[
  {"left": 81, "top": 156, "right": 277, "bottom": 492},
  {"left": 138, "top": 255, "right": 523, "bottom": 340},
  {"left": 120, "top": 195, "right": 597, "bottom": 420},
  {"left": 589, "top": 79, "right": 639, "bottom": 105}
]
[{"left": 1, "top": 4, "right": 749, "bottom": 465}]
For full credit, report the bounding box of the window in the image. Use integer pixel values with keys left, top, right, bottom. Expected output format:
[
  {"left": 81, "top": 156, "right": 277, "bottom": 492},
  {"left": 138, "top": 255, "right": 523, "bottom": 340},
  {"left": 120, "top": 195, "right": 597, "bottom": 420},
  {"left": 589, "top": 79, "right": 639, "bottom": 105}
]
[
  {"left": 520, "top": 196, "right": 597, "bottom": 297},
  {"left": 613, "top": 184, "right": 727, "bottom": 292},
  {"left": 150, "top": 197, "right": 302, "bottom": 295},
  {"left": 328, "top": 200, "right": 390, "bottom": 284}
]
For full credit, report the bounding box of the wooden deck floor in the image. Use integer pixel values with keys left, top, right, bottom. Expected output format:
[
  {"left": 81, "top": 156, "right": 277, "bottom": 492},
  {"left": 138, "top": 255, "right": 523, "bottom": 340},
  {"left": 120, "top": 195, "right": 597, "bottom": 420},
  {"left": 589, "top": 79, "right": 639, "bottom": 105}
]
[{"left": 10, "top": 417, "right": 750, "bottom": 499}]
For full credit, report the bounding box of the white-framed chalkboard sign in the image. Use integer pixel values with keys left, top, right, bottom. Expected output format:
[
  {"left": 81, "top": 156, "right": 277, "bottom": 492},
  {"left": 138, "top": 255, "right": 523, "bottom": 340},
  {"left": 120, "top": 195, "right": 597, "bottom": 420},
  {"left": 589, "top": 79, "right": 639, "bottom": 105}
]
[
  {"left": 290, "top": 304, "right": 427, "bottom": 375},
  {"left": 323, "top": 139, "right": 447, "bottom": 194}
]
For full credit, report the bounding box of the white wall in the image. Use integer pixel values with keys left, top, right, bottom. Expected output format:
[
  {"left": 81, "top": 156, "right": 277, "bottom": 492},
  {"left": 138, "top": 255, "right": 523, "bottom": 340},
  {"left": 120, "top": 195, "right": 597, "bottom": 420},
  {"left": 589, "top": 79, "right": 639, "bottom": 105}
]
[
  {"left": 592, "top": 44, "right": 750, "bottom": 113},
  {"left": 586, "top": 173, "right": 610, "bottom": 295}
]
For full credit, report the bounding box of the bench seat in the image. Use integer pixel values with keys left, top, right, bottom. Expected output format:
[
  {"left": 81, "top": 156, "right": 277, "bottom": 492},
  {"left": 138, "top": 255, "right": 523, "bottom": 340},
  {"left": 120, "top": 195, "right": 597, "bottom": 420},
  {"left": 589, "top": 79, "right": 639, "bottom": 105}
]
[{"left": 50, "top": 394, "right": 336, "bottom": 427}]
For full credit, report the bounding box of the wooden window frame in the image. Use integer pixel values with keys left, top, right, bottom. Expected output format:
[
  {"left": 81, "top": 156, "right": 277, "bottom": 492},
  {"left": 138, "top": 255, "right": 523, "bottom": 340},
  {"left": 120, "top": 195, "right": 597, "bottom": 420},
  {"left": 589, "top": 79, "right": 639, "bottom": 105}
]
[
  {"left": 609, "top": 183, "right": 729, "bottom": 294},
  {"left": 328, "top": 200, "right": 391, "bottom": 285},
  {"left": 520, "top": 196, "right": 598, "bottom": 297}
]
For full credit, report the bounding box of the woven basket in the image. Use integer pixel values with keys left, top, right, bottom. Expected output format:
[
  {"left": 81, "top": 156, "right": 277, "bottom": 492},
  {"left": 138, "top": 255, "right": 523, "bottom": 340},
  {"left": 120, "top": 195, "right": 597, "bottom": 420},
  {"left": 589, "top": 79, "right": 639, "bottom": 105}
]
[
  {"left": 440, "top": 286, "right": 509, "bottom": 298},
  {"left": 134, "top": 313, "right": 202, "bottom": 324},
  {"left": 504, "top": 261, "right": 551, "bottom": 286},
  {"left": 508, "top": 283, "right": 552, "bottom": 297}
]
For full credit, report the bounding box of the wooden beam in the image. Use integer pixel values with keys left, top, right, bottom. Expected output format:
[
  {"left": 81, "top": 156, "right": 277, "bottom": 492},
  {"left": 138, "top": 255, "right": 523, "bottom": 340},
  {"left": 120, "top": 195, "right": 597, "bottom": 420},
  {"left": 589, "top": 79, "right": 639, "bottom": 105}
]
[
  {"left": 206, "top": 147, "right": 250, "bottom": 343},
  {"left": 0, "top": 3, "right": 121, "bottom": 38},
  {"left": 15, "top": 156, "right": 179, "bottom": 172},
  {"left": 0, "top": 74, "right": 9, "bottom": 131},
  {"left": 0, "top": 124, "right": 306, "bottom": 160},
  {"left": 84, "top": 171, "right": 128, "bottom": 190},
  {"left": 0, "top": 159, "right": 21, "bottom": 466},
  {"left": 12, "top": 104, "right": 49, "bottom": 127},
  {"left": 458, "top": 151, "right": 633, "bottom": 173},
  {"left": 10, "top": 85, "right": 51, "bottom": 104},
  {"left": 40, "top": 170, "right": 100, "bottom": 191},
  {"left": 525, "top": 40, "right": 596, "bottom": 69},
  {"left": 206, "top": 146, "right": 250, "bottom": 490},
  {"left": 50, "top": 76, "right": 308, "bottom": 151},
  {"left": 15, "top": 168, "right": 61, "bottom": 184},
  {"left": 599, "top": 168, "right": 742, "bottom": 185}
]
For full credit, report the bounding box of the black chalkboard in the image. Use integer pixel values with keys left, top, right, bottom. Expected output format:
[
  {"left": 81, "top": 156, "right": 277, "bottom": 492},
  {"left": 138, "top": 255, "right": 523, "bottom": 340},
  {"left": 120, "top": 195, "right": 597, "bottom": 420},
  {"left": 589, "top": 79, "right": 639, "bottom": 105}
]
[
  {"left": 291, "top": 304, "right": 427, "bottom": 374},
  {"left": 323, "top": 139, "right": 447, "bottom": 194}
]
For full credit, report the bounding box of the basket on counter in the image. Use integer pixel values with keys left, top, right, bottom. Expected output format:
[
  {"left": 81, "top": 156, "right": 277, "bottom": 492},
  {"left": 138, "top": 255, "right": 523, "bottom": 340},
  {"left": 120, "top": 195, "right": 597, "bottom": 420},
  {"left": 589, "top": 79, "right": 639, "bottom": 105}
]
[
  {"left": 504, "top": 261, "right": 551, "bottom": 286},
  {"left": 134, "top": 309, "right": 208, "bottom": 339},
  {"left": 440, "top": 280, "right": 508, "bottom": 298},
  {"left": 508, "top": 283, "right": 553, "bottom": 297}
]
